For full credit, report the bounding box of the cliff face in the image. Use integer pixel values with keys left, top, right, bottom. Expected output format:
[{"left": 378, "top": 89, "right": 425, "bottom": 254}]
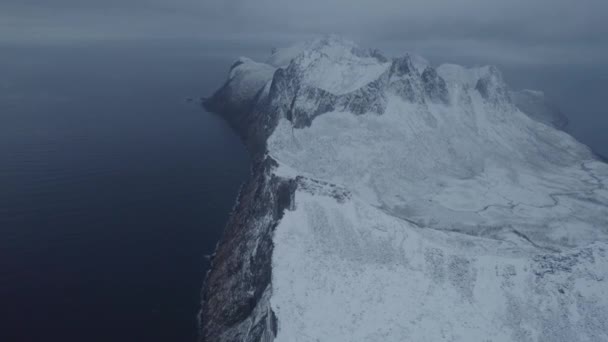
[
  {"left": 510, "top": 89, "right": 569, "bottom": 130},
  {"left": 200, "top": 36, "right": 608, "bottom": 342},
  {"left": 199, "top": 157, "right": 295, "bottom": 342},
  {"left": 200, "top": 56, "right": 291, "bottom": 341}
]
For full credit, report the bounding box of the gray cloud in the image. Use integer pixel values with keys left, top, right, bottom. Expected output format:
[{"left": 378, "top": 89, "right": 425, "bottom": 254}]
[{"left": 1, "top": 0, "right": 607, "bottom": 66}]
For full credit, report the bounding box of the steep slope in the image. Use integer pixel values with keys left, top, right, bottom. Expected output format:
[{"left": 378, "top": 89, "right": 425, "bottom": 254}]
[
  {"left": 201, "top": 36, "right": 608, "bottom": 342},
  {"left": 510, "top": 89, "right": 569, "bottom": 130}
]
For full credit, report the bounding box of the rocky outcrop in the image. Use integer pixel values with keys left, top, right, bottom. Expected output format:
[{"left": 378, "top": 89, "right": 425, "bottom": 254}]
[
  {"left": 199, "top": 157, "right": 295, "bottom": 342},
  {"left": 474, "top": 66, "right": 511, "bottom": 106}
]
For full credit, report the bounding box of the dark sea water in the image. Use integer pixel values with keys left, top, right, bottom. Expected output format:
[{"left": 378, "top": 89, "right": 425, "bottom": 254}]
[{"left": 0, "top": 41, "right": 249, "bottom": 341}]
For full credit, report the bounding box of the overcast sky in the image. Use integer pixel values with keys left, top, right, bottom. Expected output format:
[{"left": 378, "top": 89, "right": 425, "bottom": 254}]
[
  {"left": 2, "top": 0, "right": 608, "bottom": 66},
  {"left": 1, "top": 0, "right": 607, "bottom": 154}
]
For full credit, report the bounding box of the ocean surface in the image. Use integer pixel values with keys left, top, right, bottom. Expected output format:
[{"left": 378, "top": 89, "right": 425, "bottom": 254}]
[{"left": 0, "top": 41, "right": 249, "bottom": 342}]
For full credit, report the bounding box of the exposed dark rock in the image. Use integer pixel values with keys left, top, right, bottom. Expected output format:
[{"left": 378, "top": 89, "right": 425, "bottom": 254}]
[
  {"left": 266, "top": 62, "right": 390, "bottom": 128},
  {"left": 199, "top": 157, "right": 296, "bottom": 342},
  {"left": 533, "top": 247, "right": 595, "bottom": 278},
  {"left": 204, "top": 82, "right": 279, "bottom": 156},
  {"left": 421, "top": 66, "right": 449, "bottom": 104},
  {"left": 475, "top": 66, "right": 511, "bottom": 105},
  {"left": 390, "top": 55, "right": 416, "bottom": 77}
]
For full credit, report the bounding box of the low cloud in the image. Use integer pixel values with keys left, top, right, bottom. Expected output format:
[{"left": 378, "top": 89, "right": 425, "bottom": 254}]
[{"left": 1, "top": 0, "right": 607, "bottom": 66}]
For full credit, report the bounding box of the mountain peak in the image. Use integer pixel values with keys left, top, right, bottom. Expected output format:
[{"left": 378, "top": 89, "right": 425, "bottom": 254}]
[
  {"left": 475, "top": 65, "right": 510, "bottom": 104},
  {"left": 389, "top": 54, "right": 417, "bottom": 77}
]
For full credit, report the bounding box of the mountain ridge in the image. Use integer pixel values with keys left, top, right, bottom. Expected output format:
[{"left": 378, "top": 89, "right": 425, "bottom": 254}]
[{"left": 200, "top": 36, "right": 608, "bottom": 342}]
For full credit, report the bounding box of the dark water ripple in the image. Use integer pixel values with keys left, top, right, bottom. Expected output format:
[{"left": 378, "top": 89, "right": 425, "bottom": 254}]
[{"left": 0, "top": 42, "right": 248, "bottom": 342}]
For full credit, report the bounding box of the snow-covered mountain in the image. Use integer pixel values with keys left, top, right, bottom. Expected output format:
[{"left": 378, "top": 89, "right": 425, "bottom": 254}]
[{"left": 200, "top": 35, "right": 608, "bottom": 342}]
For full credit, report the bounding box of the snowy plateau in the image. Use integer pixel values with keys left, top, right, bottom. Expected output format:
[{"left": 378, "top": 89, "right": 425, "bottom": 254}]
[{"left": 200, "top": 36, "right": 608, "bottom": 342}]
